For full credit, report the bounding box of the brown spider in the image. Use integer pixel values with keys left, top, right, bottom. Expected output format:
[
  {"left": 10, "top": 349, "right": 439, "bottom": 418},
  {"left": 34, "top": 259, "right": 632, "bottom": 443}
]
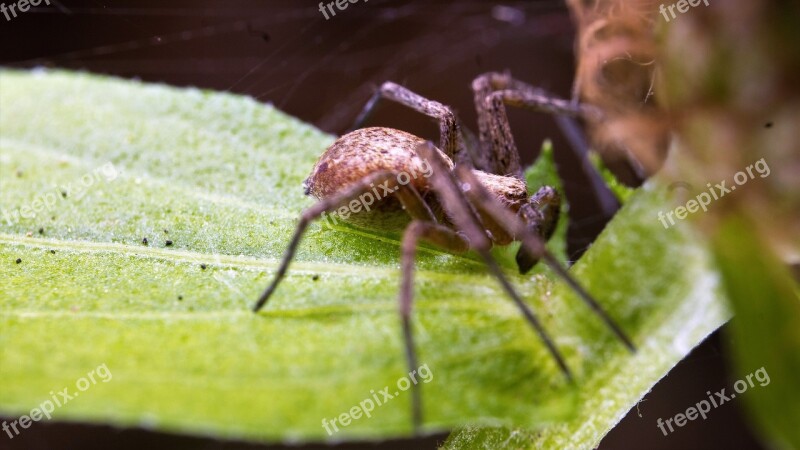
[{"left": 252, "top": 72, "right": 635, "bottom": 431}]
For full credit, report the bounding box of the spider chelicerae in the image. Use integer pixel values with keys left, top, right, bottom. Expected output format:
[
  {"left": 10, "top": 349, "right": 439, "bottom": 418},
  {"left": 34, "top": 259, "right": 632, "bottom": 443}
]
[{"left": 252, "top": 71, "right": 635, "bottom": 431}]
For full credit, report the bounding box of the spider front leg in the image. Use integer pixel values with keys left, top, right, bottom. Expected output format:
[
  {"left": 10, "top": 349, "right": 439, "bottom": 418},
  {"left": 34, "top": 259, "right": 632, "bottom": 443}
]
[
  {"left": 471, "top": 72, "right": 603, "bottom": 178},
  {"left": 472, "top": 71, "right": 621, "bottom": 257},
  {"left": 349, "top": 81, "right": 464, "bottom": 159},
  {"left": 454, "top": 165, "right": 636, "bottom": 353},
  {"left": 515, "top": 186, "right": 561, "bottom": 273},
  {"left": 414, "top": 142, "right": 574, "bottom": 380}
]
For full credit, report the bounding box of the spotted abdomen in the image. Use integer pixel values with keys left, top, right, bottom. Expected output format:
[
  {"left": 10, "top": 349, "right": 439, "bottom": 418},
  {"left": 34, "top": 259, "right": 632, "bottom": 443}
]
[
  {"left": 302, "top": 127, "right": 451, "bottom": 230},
  {"left": 304, "top": 127, "right": 453, "bottom": 198}
]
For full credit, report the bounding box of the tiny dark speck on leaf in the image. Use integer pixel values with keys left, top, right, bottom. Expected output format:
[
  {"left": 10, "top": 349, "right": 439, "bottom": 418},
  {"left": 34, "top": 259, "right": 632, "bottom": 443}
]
[
  {"left": 50, "top": 250, "right": 56, "bottom": 254},
  {"left": 15, "top": 258, "right": 21, "bottom": 264},
  {"left": 163, "top": 229, "right": 169, "bottom": 234},
  {"left": 38, "top": 227, "right": 44, "bottom": 235},
  {"left": 200, "top": 264, "right": 207, "bottom": 270},
  {"left": 142, "top": 237, "right": 148, "bottom": 245},
  {"left": 165, "top": 240, "right": 173, "bottom": 246},
  {"left": 60, "top": 190, "right": 67, "bottom": 198},
  {"left": 178, "top": 295, "right": 183, "bottom": 301},
  {"left": 312, "top": 274, "right": 319, "bottom": 281},
  {"left": 15, "top": 170, "right": 23, "bottom": 177}
]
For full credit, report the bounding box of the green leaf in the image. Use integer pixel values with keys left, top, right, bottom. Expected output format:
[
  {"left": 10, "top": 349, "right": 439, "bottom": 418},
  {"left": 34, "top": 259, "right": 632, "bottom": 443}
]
[
  {"left": 0, "top": 70, "right": 727, "bottom": 446},
  {"left": 588, "top": 152, "right": 635, "bottom": 205},
  {"left": 525, "top": 140, "right": 561, "bottom": 193},
  {"left": 712, "top": 217, "right": 800, "bottom": 449}
]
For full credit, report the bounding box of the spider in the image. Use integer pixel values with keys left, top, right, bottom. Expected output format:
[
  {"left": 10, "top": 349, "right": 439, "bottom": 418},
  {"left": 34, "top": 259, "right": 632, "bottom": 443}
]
[{"left": 252, "top": 71, "right": 635, "bottom": 432}]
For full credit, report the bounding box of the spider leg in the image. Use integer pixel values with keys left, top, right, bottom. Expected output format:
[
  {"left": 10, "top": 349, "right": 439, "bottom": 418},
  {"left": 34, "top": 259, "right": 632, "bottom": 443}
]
[
  {"left": 515, "top": 186, "right": 561, "bottom": 273},
  {"left": 395, "top": 182, "right": 437, "bottom": 224},
  {"left": 349, "top": 81, "right": 464, "bottom": 159},
  {"left": 454, "top": 164, "right": 636, "bottom": 353},
  {"left": 472, "top": 72, "right": 603, "bottom": 177},
  {"left": 252, "top": 171, "right": 428, "bottom": 312},
  {"left": 414, "top": 142, "right": 573, "bottom": 380},
  {"left": 473, "top": 71, "right": 623, "bottom": 261},
  {"left": 552, "top": 113, "right": 620, "bottom": 218},
  {"left": 399, "top": 220, "right": 469, "bottom": 432},
  {"left": 456, "top": 124, "right": 481, "bottom": 169}
]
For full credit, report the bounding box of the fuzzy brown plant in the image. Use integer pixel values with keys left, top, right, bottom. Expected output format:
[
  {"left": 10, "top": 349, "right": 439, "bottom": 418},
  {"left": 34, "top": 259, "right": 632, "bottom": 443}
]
[
  {"left": 566, "top": 0, "right": 670, "bottom": 175},
  {"left": 567, "top": 0, "right": 798, "bottom": 261}
]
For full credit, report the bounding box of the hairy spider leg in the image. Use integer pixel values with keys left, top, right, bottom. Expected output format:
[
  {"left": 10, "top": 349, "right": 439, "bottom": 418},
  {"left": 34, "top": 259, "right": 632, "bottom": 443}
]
[
  {"left": 349, "top": 81, "right": 464, "bottom": 159},
  {"left": 452, "top": 162, "right": 636, "bottom": 353},
  {"left": 253, "top": 168, "right": 443, "bottom": 433},
  {"left": 252, "top": 171, "right": 432, "bottom": 312},
  {"left": 412, "top": 142, "right": 574, "bottom": 380},
  {"left": 471, "top": 72, "right": 623, "bottom": 261},
  {"left": 471, "top": 71, "right": 603, "bottom": 178},
  {"left": 399, "top": 220, "right": 469, "bottom": 432}
]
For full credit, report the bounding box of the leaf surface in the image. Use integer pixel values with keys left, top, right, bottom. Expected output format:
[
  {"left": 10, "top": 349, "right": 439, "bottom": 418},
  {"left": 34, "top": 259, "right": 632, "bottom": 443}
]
[{"left": 0, "top": 70, "right": 727, "bottom": 445}]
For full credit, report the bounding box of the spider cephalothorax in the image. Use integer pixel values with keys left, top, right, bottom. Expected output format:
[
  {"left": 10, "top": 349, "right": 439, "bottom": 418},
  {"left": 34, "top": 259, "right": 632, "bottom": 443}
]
[{"left": 253, "top": 73, "right": 635, "bottom": 432}]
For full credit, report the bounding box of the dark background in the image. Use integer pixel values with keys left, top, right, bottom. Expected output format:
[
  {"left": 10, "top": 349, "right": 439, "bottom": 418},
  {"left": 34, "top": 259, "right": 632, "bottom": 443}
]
[{"left": 0, "top": 1, "right": 766, "bottom": 449}]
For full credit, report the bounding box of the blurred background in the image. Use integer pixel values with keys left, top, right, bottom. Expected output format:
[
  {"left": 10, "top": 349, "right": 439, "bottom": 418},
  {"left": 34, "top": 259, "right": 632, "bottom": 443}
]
[{"left": 0, "top": 1, "right": 765, "bottom": 448}]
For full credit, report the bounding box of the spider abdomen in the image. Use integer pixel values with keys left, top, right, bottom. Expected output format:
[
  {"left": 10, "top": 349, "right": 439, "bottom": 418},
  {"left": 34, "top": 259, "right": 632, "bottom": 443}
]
[
  {"left": 303, "top": 127, "right": 452, "bottom": 230},
  {"left": 304, "top": 127, "right": 451, "bottom": 199}
]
